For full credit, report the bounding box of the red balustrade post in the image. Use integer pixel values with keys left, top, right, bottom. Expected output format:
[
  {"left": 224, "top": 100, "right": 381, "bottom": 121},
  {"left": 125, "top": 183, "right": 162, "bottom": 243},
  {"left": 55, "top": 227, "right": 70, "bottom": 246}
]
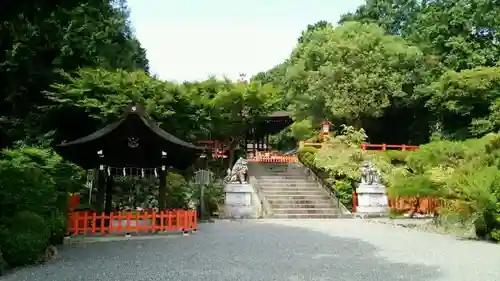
[
  {"left": 152, "top": 211, "right": 157, "bottom": 233},
  {"left": 182, "top": 210, "right": 189, "bottom": 236},
  {"left": 352, "top": 192, "right": 357, "bottom": 213},
  {"left": 382, "top": 144, "right": 387, "bottom": 151},
  {"left": 192, "top": 210, "right": 198, "bottom": 232}
]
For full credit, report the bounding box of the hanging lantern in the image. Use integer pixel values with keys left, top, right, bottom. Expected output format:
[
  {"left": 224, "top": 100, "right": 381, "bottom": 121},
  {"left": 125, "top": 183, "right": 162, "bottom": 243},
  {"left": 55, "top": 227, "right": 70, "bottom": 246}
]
[{"left": 321, "top": 121, "right": 331, "bottom": 134}]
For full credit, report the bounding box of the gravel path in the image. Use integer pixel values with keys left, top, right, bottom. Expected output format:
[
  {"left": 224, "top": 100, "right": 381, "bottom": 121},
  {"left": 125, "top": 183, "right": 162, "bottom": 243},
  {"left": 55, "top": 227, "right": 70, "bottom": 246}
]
[{"left": 2, "top": 219, "right": 500, "bottom": 281}]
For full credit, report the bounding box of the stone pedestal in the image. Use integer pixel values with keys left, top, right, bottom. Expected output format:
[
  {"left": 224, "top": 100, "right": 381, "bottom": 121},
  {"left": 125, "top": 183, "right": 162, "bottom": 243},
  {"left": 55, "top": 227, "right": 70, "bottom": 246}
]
[
  {"left": 223, "top": 183, "right": 259, "bottom": 219},
  {"left": 355, "top": 183, "right": 389, "bottom": 216}
]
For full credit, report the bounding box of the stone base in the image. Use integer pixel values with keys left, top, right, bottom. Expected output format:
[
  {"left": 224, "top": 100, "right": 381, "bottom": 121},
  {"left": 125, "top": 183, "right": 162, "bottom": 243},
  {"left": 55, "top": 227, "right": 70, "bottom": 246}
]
[
  {"left": 223, "top": 183, "right": 259, "bottom": 219},
  {"left": 356, "top": 184, "right": 389, "bottom": 216},
  {"left": 222, "top": 205, "right": 254, "bottom": 219},
  {"left": 356, "top": 184, "right": 386, "bottom": 193},
  {"left": 355, "top": 206, "right": 389, "bottom": 213},
  {"left": 224, "top": 183, "right": 253, "bottom": 193}
]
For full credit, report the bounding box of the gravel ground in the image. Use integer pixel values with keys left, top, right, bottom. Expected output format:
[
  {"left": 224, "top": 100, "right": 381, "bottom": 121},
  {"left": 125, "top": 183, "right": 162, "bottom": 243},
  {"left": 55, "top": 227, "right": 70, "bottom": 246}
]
[{"left": 2, "top": 219, "right": 500, "bottom": 281}]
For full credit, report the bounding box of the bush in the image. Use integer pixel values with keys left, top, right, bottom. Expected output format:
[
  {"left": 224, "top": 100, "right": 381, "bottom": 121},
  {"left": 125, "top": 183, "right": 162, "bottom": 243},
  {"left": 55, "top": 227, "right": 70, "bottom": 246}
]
[
  {"left": 298, "top": 125, "right": 397, "bottom": 212},
  {"left": 381, "top": 150, "right": 409, "bottom": 166},
  {"left": 164, "top": 172, "right": 191, "bottom": 209},
  {"left": 0, "top": 145, "right": 84, "bottom": 220},
  {"left": 45, "top": 210, "right": 68, "bottom": 245},
  {"left": 192, "top": 182, "right": 224, "bottom": 217},
  {"left": 1, "top": 211, "right": 50, "bottom": 266},
  {"left": 0, "top": 249, "right": 6, "bottom": 276},
  {"left": 297, "top": 146, "right": 318, "bottom": 167},
  {"left": 388, "top": 133, "right": 500, "bottom": 241}
]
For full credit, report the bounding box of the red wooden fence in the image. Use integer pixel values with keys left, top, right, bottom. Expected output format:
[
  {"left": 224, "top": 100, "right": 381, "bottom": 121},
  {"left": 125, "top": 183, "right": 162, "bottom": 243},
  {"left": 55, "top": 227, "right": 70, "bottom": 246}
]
[
  {"left": 67, "top": 209, "right": 197, "bottom": 236},
  {"left": 300, "top": 141, "right": 420, "bottom": 152},
  {"left": 249, "top": 152, "right": 298, "bottom": 163},
  {"left": 352, "top": 192, "right": 440, "bottom": 214},
  {"left": 360, "top": 144, "right": 419, "bottom": 151}
]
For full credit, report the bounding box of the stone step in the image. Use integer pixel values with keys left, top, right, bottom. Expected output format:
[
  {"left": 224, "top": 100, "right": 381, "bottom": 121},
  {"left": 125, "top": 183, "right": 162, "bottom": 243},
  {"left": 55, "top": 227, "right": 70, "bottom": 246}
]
[
  {"left": 267, "top": 199, "right": 334, "bottom": 205},
  {"left": 263, "top": 190, "right": 326, "bottom": 196},
  {"left": 272, "top": 208, "right": 339, "bottom": 215},
  {"left": 259, "top": 184, "right": 319, "bottom": 189},
  {"left": 260, "top": 188, "right": 321, "bottom": 193},
  {"left": 271, "top": 203, "right": 335, "bottom": 209},
  {"left": 256, "top": 168, "right": 306, "bottom": 175},
  {"left": 270, "top": 213, "right": 344, "bottom": 219},
  {"left": 257, "top": 175, "right": 308, "bottom": 180},
  {"left": 265, "top": 194, "right": 329, "bottom": 200},
  {"left": 258, "top": 162, "right": 299, "bottom": 165},
  {"left": 259, "top": 167, "right": 302, "bottom": 172},
  {"left": 257, "top": 179, "right": 314, "bottom": 184}
]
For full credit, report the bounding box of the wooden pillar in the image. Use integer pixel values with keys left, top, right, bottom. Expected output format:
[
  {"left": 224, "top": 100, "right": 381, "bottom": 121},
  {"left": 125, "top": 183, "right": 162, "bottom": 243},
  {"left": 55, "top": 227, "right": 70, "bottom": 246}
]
[
  {"left": 95, "top": 150, "right": 106, "bottom": 213},
  {"left": 265, "top": 134, "right": 269, "bottom": 151},
  {"left": 252, "top": 128, "right": 256, "bottom": 156},
  {"left": 104, "top": 173, "right": 114, "bottom": 214},
  {"left": 158, "top": 151, "right": 167, "bottom": 210},
  {"left": 244, "top": 132, "right": 248, "bottom": 157}
]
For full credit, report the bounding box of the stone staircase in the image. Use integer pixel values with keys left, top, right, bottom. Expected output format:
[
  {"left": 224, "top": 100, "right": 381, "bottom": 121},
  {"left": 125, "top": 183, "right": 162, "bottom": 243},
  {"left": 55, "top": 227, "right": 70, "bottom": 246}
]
[{"left": 249, "top": 163, "right": 345, "bottom": 219}]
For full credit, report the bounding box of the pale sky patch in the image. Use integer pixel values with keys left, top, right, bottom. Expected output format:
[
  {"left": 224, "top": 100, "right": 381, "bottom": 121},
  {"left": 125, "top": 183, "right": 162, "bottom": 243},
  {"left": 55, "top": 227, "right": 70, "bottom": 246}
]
[{"left": 127, "top": 0, "right": 365, "bottom": 82}]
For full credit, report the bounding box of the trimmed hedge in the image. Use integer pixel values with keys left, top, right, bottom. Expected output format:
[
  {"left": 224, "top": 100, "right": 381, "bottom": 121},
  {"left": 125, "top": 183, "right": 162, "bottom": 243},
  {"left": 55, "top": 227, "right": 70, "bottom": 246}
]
[{"left": 1, "top": 211, "right": 50, "bottom": 266}]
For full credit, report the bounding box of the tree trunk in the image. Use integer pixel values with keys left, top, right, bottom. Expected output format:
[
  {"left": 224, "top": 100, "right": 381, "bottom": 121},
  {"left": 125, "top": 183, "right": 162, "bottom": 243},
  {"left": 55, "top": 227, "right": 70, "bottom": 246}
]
[
  {"left": 227, "top": 140, "right": 238, "bottom": 169},
  {"left": 353, "top": 119, "right": 363, "bottom": 130}
]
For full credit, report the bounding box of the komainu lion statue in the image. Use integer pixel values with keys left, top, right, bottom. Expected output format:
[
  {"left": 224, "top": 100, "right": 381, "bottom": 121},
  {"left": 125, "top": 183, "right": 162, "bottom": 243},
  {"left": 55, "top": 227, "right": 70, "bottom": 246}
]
[
  {"left": 224, "top": 157, "right": 248, "bottom": 184},
  {"left": 360, "top": 161, "right": 381, "bottom": 185}
]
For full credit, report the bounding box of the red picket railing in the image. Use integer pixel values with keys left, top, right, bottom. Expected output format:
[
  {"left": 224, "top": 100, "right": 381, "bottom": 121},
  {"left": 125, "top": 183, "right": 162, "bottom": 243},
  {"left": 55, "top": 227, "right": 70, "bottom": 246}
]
[
  {"left": 300, "top": 141, "right": 420, "bottom": 152},
  {"left": 67, "top": 209, "right": 197, "bottom": 236},
  {"left": 361, "top": 144, "right": 420, "bottom": 151},
  {"left": 249, "top": 152, "right": 298, "bottom": 163},
  {"left": 352, "top": 192, "right": 440, "bottom": 214}
]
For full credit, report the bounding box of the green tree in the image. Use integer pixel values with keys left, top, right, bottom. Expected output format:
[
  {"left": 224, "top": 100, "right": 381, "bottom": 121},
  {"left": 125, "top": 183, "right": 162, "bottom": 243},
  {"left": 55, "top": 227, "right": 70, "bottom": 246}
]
[
  {"left": 209, "top": 79, "right": 279, "bottom": 164},
  {"left": 340, "top": 0, "right": 421, "bottom": 36},
  {"left": 45, "top": 68, "right": 202, "bottom": 143},
  {"left": 407, "top": 0, "right": 500, "bottom": 71},
  {"left": 425, "top": 66, "right": 500, "bottom": 138},
  {"left": 286, "top": 21, "right": 426, "bottom": 129},
  {"left": 1, "top": 0, "right": 149, "bottom": 147}
]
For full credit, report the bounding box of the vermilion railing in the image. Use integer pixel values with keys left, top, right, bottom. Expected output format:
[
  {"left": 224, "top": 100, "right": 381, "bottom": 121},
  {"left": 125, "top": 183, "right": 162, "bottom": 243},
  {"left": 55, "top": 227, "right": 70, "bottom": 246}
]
[
  {"left": 249, "top": 152, "right": 298, "bottom": 163},
  {"left": 299, "top": 141, "right": 420, "bottom": 151},
  {"left": 361, "top": 144, "right": 420, "bottom": 151},
  {"left": 67, "top": 209, "right": 197, "bottom": 236},
  {"left": 352, "top": 192, "right": 440, "bottom": 214}
]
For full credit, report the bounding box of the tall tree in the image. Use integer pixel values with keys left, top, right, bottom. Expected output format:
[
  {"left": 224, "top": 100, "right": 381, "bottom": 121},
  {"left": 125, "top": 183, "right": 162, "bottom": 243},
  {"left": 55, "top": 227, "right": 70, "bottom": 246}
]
[
  {"left": 340, "top": 0, "right": 421, "bottom": 36},
  {"left": 285, "top": 21, "right": 427, "bottom": 134},
  {"left": 407, "top": 0, "right": 500, "bottom": 71},
  {"left": 0, "top": 0, "right": 149, "bottom": 147},
  {"left": 425, "top": 66, "right": 500, "bottom": 139}
]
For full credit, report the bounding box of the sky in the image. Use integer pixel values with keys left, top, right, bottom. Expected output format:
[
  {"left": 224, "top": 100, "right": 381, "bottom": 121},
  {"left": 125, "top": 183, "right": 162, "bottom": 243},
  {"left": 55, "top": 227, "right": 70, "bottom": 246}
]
[{"left": 127, "top": 0, "right": 365, "bottom": 82}]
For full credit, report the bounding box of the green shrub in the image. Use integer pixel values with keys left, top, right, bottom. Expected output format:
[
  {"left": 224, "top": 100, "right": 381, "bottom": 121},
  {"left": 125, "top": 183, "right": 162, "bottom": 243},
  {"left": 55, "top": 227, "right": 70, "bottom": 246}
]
[
  {"left": 333, "top": 179, "right": 354, "bottom": 210},
  {"left": 45, "top": 210, "right": 68, "bottom": 245},
  {"left": 300, "top": 126, "right": 381, "bottom": 212},
  {"left": 192, "top": 182, "right": 224, "bottom": 216},
  {"left": 1, "top": 211, "right": 50, "bottom": 266},
  {"left": 382, "top": 150, "right": 409, "bottom": 165},
  {"left": 297, "top": 146, "right": 318, "bottom": 167},
  {"left": 165, "top": 172, "right": 191, "bottom": 209},
  {"left": 387, "top": 134, "right": 500, "bottom": 241},
  {"left": 0, "top": 249, "right": 6, "bottom": 276},
  {"left": 0, "top": 145, "right": 84, "bottom": 220}
]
